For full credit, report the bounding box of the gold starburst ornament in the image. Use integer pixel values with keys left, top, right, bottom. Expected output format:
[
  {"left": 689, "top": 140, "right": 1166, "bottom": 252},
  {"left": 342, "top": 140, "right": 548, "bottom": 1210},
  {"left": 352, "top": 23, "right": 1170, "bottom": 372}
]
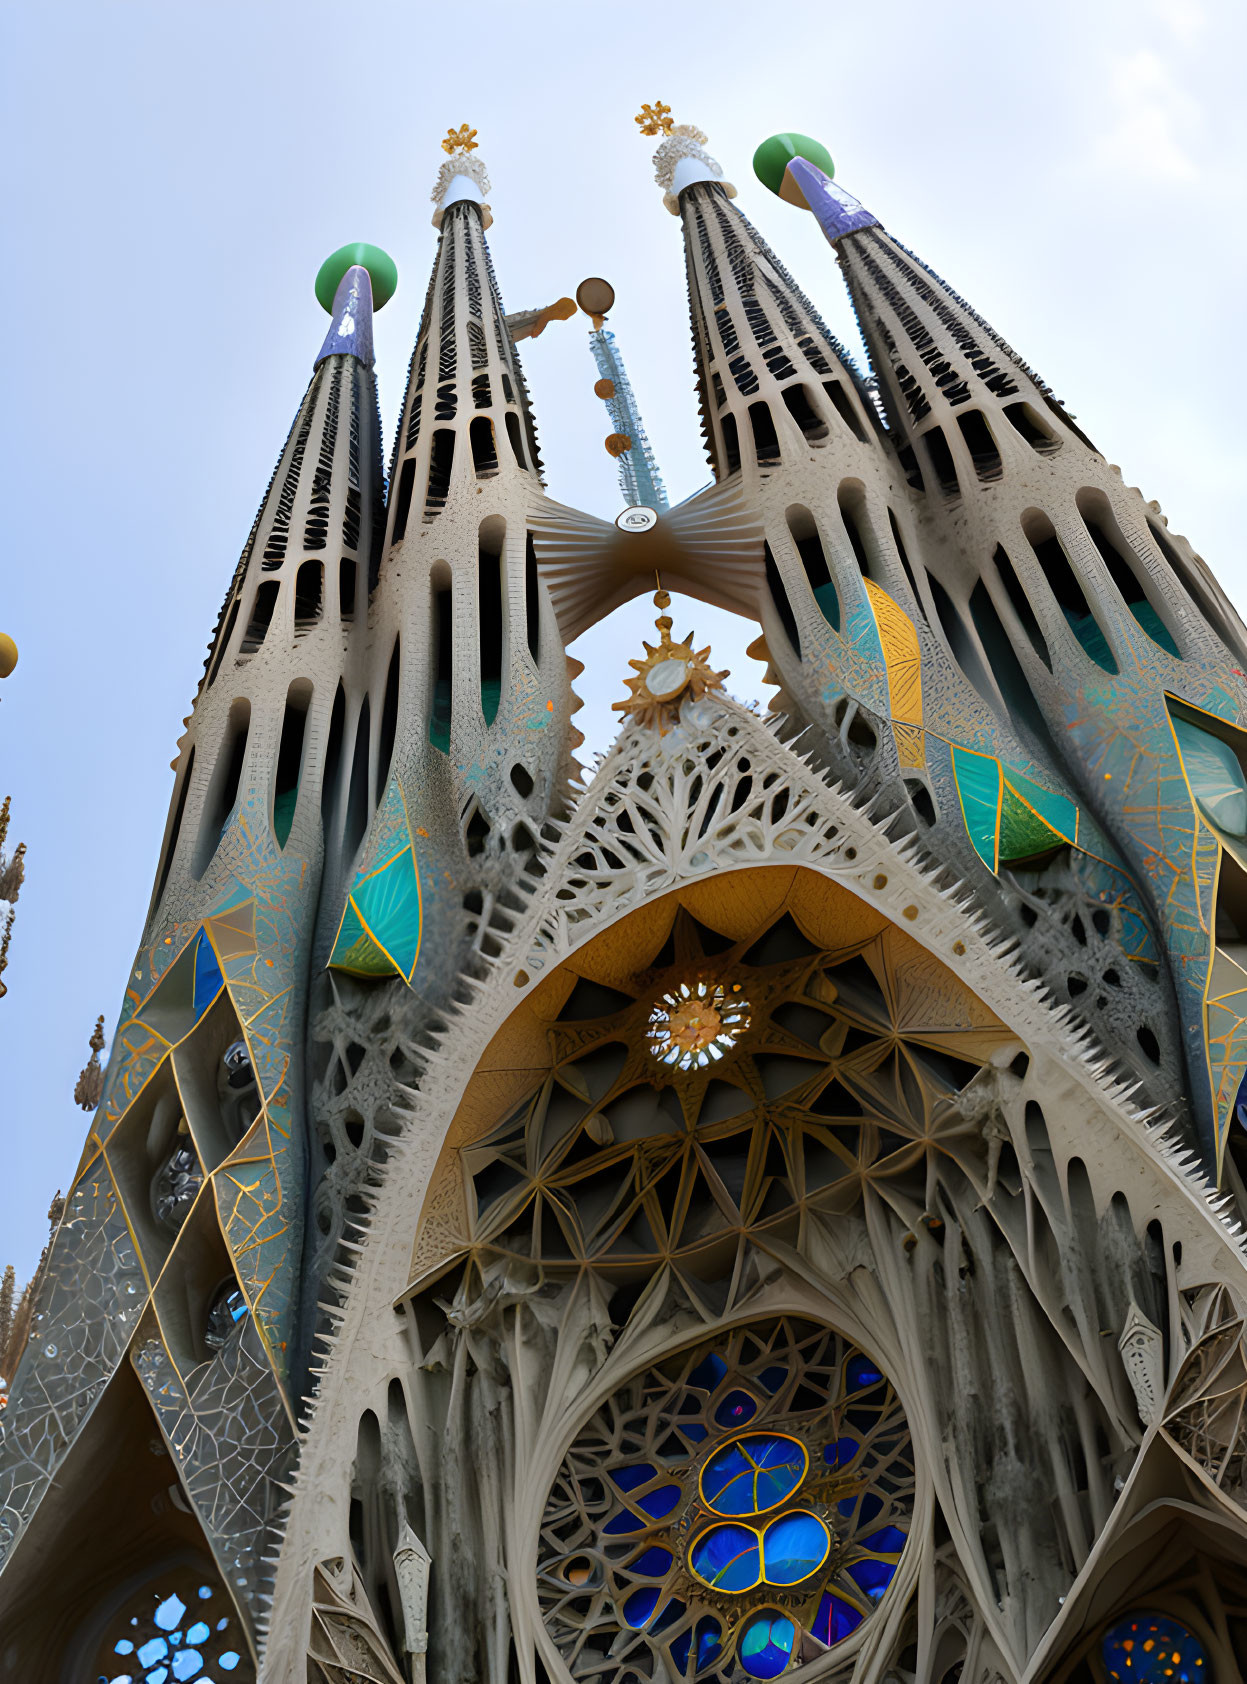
[
  {"left": 441, "top": 124, "right": 479, "bottom": 155},
  {"left": 614, "top": 589, "right": 729, "bottom": 732},
  {"left": 634, "top": 101, "right": 674, "bottom": 137}
]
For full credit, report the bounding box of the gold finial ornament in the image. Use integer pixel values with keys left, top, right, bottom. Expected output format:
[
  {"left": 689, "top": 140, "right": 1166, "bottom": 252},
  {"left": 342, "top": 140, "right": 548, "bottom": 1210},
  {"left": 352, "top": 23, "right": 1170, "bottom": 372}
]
[
  {"left": 0, "top": 635, "right": 17, "bottom": 679},
  {"left": 634, "top": 101, "right": 674, "bottom": 138},
  {"left": 441, "top": 124, "right": 479, "bottom": 155},
  {"left": 615, "top": 590, "right": 729, "bottom": 733}
]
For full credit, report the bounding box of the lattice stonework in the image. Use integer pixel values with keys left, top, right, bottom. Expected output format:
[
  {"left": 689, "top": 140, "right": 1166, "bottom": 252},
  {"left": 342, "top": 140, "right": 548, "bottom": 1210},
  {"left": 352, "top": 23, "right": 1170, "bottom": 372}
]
[
  {"left": 538, "top": 1319, "right": 914, "bottom": 1683},
  {"left": 411, "top": 857, "right": 1014, "bottom": 1292}
]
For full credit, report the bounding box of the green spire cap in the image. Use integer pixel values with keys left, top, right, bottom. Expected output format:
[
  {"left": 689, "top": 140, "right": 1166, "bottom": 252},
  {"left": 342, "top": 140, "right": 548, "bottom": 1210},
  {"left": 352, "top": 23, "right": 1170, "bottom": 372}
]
[
  {"left": 753, "top": 133, "right": 834, "bottom": 199},
  {"left": 315, "top": 243, "right": 398, "bottom": 314}
]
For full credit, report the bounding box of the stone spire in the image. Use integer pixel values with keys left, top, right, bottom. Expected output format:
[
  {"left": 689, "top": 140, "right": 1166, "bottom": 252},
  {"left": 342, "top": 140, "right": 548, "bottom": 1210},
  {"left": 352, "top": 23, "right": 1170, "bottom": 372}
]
[{"left": 756, "top": 133, "right": 1247, "bottom": 1174}]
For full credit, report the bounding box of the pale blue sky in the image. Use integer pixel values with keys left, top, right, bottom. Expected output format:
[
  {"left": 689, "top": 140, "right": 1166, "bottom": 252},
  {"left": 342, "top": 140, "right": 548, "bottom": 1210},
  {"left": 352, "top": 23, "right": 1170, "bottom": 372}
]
[{"left": 1, "top": 0, "right": 1244, "bottom": 1277}]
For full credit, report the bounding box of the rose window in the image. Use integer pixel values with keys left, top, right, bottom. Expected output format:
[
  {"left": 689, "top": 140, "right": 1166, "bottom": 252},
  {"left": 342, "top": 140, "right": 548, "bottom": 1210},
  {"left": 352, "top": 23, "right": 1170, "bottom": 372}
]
[
  {"left": 537, "top": 1319, "right": 914, "bottom": 1683},
  {"left": 647, "top": 982, "right": 750, "bottom": 1070}
]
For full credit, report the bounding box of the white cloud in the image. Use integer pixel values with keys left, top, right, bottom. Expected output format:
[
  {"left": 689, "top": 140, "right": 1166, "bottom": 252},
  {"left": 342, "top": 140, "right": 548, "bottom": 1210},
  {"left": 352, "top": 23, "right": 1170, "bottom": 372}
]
[{"left": 1092, "top": 47, "right": 1199, "bottom": 183}]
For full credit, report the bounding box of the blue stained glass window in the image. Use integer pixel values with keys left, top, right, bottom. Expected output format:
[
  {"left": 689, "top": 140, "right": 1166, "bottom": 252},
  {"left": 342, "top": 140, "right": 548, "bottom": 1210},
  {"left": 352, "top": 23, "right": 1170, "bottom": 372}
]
[
  {"left": 862, "top": 1525, "right": 907, "bottom": 1553},
  {"left": 681, "top": 1422, "right": 708, "bottom": 1442},
  {"left": 604, "top": 1509, "right": 645, "bottom": 1534},
  {"left": 138, "top": 1638, "right": 168, "bottom": 1667},
  {"left": 689, "top": 1353, "right": 728, "bottom": 1391},
  {"left": 1101, "top": 1612, "right": 1209, "bottom": 1683},
  {"left": 613, "top": 1463, "right": 658, "bottom": 1491},
  {"left": 185, "top": 1623, "right": 210, "bottom": 1646},
  {"left": 115, "top": 1640, "right": 136, "bottom": 1655},
  {"left": 628, "top": 1546, "right": 674, "bottom": 1578},
  {"left": 638, "top": 1483, "right": 682, "bottom": 1519},
  {"left": 670, "top": 1630, "right": 692, "bottom": 1673},
  {"left": 740, "top": 1612, "right": 796, "bottom": 1679},
  {"left": 696, "top": 1616, "right": 722, "bottom": 1668},
  {"left": 715, "top": 1389, "right": 758, "bottom": 1428},
  {"left": 171, "top": 1650, "right": 204, "bottom": 1681},
  {"left": 823, "top": 1436, "right": 858, "bottom": 1469},
  {"left": 653, "top": 1599, "right": 685, "bottom": 1634},
  {"left": 848, "top": 1557, "right": 896, "bottom": 1600},
  {"left": 846, "top": 1356, "right": 882, "bottom": 1391},
  {"left": 146, "top": 1668, "right": 170, "bottom": 1684},
  {"left": 701, "top": 1434, "right": 807, "bottom": 1515},
  {"left": 218, "top": 1656, "right": 241, "bottom": 1673},
  {"left": 690, "top": 1524, "right": 761, "bottom": 1592},
  {"left": 812, "top": 1591, "right": 864, "bottom": 1645},
  {"left": 624, "top": 1588, "right": 660, "bottom": 1627},
  {"left": 758, "top": 1366, "right": 787, "bottom": 1393},
  {"left": 760, "top": 1511, "right": 830, "bottom": 1584}
]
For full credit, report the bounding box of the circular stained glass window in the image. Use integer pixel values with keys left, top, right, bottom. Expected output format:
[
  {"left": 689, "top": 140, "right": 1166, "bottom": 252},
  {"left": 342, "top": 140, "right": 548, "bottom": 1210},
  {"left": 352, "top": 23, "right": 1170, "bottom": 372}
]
[
  {"left": 537, "top": 1318, "right": 914, "bottom": 1683},
  {"left": 1101, "top": 1612, "right": 1209, "bottom": 1683},
  {"left": 92, "top": 1567, "right": 251, "bottom": 1683},
  {"left": 647, "top": 982, "right": 750, "bottom": 1070}
]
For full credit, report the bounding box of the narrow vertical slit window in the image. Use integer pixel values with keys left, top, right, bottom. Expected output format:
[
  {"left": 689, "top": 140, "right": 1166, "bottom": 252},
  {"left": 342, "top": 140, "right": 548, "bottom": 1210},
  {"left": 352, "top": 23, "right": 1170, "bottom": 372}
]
[
  {"left": 194, "top": 700, "right": 250, "bottom": 878},
  {"left": 153, "top": 745, "right": 195, "bottom": 912},
  {"left": 954, "top": 410, "right": 1003, "bottom": 482},
  {"left": 886, "top": 510, "right": 923, "bottom": 607},
  {"left": 1003, "top": 402, "right": 1059, "bottom": 455},
  {"left": 780, "top": 385, "right": 828, "bottom": 443},
  {"left": 969, "top": 581, "right": 1063, "bottom": 754},
  {"left": 376, "top": 640, "right": 401, "bottom": 796},
  {"left": 1149, "top": 518, "right": 1244, "bottom": 657},
  {"left": 927, "top": 574, "right": 993, "bottom": 704},
  {"left": 240, "top": 582, "right": 280, "bottom": 655},
  {"left": 339, "top": 559, "right": 357, "bottom": 621},
  {"left": 786, "top": 504, "right": 839, "bottom": 632},
  {"left": 525, "top": 532, "right": 541, "bottom": 662},
  {"left": 719, "top": 413, "right": 741, "bottom": 476},
  {"left": 273, "top": 681, "right": 311, "bottom": 848},
  {"left": 837, "top": 484, "right": 876, "bottom": 582},
  {"left": 1022, "top": 509, "right": 1118, "bottom": 673},
  {"left": 321, "top": 682, "right": 347, "bottom": 838},
  {"left": 922, "top": 426, "right": 961, "bottom": 500},
  {"left": 294, "top": 561, "right": 322, "bottom": 630},
  {"left": 823, "top": 381, "right": 867, "bottom": 441},
  {"left": 748, "top": 402, "right": 781, "bottom": 467},
  {"left": 765, "top": 542, "right": 802, "bottom": 658},
  {"left": 896, "top": 444, "right": 925, "bottom": 492},
  {"left": 430, "top": 569, "right": 453, "bottom": 753},
  {"left": 991, "top": 544, "right": 1051, "bottom": 669},
  {"left": 425, "top": 430, "right": 455, "bottom": 518},
  {"left": 470, "top": 416, "right": 499, "bottom": 479},
  {"left": 505, "top": 411, "right": 527, "bottom": 469},
  {"left": 1076, "top": 490, "right": 1180, "bottom": 657},
  {"left": 344, "top": 698, "right": 371, "bottom": 862},
  {"left": 391, "top": 457, "right": 417, "bottom": 543},
  {"left": 478, "top": 518, "right": 505, "bottom": 726}
]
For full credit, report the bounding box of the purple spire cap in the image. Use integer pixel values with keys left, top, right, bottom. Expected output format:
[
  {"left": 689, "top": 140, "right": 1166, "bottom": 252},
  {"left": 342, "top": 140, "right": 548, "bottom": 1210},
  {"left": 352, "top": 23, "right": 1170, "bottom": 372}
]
[
  {"left": 315, "top": 265, "right": 375, "bottom": 368},
  {"left": 786, "top": 158, "right": 879, "bottom": 243}
]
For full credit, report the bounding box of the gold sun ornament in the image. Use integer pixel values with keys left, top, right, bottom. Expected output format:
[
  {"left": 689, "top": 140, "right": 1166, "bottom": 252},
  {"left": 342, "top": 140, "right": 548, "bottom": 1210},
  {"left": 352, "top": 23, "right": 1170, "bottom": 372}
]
[
  {"left": 647, "top": 979, "right": 751, "bottom": 1069},
  {"left": 634, "top": 101, "right": 674, "bottom": 137},
  {"left": 441, "top": 124, "right": 479, "bottom": 155},
  {"left": 614, "top": 588, "right": 729, "bottom": 733}
]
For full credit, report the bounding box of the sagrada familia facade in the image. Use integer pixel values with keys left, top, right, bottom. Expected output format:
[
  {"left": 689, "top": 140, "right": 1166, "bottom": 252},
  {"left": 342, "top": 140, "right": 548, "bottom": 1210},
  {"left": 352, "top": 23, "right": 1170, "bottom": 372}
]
[{"left": 0, "top": 108, "right": 1243, "bottom": 1683}]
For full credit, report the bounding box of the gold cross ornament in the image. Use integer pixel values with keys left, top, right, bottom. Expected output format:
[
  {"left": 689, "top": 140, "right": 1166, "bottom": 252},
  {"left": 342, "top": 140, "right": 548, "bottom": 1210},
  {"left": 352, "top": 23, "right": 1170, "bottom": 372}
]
[
  {"left": 634, "top": 101, "right": 674, "bottom": 137},
  {"left": 441, "top": 124, "right": 479, "bottom": 155}
]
